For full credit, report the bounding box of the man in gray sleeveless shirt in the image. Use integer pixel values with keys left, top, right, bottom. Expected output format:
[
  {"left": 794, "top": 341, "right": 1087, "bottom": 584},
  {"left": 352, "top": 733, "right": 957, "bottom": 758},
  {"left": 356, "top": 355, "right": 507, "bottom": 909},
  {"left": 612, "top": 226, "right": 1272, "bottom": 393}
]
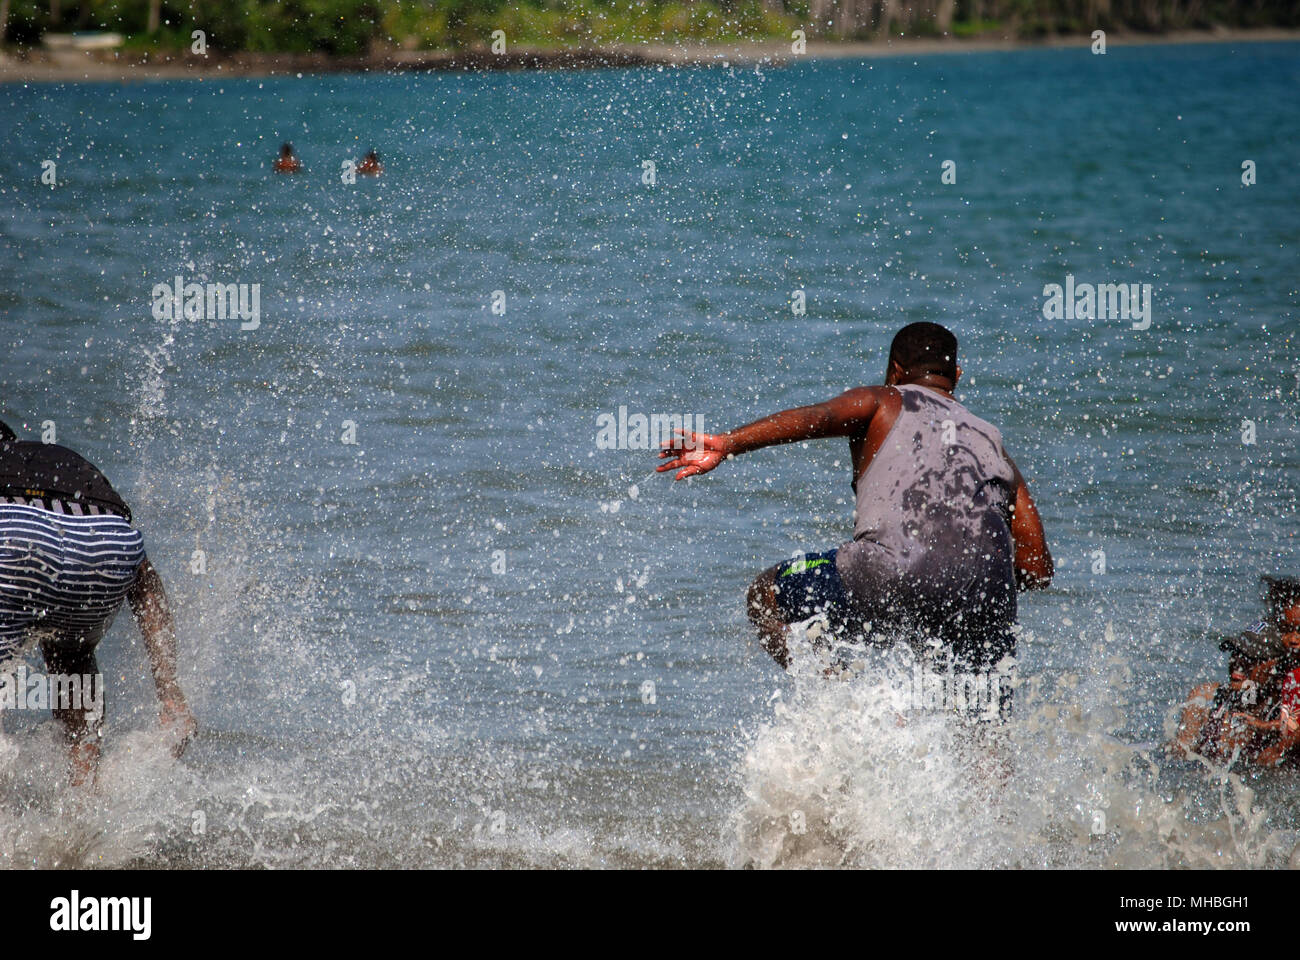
[{"left": 658, "top": 323, "right": 1052, "bottom": 718}]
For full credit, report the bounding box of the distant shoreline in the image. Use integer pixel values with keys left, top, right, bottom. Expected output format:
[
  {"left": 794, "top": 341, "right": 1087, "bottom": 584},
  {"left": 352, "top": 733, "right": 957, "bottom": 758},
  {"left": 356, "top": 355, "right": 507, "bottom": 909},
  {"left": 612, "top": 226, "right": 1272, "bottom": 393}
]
[{"left": 1, "top": 27, "right": 1297, "bottom": 83}]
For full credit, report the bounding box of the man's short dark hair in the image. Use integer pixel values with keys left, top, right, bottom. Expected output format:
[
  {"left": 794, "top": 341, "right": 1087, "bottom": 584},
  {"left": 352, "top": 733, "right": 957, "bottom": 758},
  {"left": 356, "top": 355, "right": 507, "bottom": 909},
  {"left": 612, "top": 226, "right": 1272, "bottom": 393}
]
[
  {"left": 888, "top": 322, "right": 958, "bottom": 382},
  {"left": 1263, "top": 576, "right": 1300, "bottom": 614},
  {"left": 0, "top": 420, "right": 15, "bottom": 442}
]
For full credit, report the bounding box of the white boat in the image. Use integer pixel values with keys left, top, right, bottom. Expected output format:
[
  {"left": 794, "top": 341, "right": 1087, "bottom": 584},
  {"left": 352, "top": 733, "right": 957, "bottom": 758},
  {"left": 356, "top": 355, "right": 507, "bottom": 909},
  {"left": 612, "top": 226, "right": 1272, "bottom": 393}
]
[{"left": 42, "top": 32, "right": 125, "bottom": 51}]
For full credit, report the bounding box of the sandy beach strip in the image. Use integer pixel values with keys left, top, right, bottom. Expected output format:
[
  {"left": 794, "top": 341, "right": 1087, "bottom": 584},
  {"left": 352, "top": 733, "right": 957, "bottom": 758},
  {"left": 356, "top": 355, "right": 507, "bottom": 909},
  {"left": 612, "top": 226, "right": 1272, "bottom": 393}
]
[{"left": 1, "top": 27, "right": 1297, "bottom": 83}]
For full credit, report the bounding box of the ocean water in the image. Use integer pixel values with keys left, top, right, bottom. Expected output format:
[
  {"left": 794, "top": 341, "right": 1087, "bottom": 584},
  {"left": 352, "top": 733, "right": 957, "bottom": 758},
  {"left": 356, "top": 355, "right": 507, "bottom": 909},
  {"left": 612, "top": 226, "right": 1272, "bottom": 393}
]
[{"left": 0, "top": 41, "right": 1298, "bottom": 868}]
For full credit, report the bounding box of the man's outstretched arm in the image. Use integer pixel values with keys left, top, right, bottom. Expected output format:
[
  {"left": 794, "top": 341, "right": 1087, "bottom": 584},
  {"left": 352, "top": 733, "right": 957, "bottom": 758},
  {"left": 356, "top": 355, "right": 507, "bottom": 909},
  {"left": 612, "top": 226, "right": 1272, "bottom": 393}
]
[
  {"left": 127, "top": 556, "right": 197, "bottom": 756},
  {"left": 657, "top": 388, "right": 882, "bottom": 480},
  {"left": 1006, "top": 456, "right": 1053, "bottom": 590}
]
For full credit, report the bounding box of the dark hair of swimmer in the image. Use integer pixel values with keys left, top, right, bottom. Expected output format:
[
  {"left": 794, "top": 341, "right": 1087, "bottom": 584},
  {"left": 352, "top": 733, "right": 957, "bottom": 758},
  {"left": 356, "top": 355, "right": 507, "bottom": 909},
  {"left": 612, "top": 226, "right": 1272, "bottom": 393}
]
[
  {"left": 0, "top": 419, "right": 15, "bottom": 442},
  {"left": 280, "top": 142, "right": 295, "bottom": 157},
  {"left": 365, "top": 149, "right": 379, "bottom": 162},
  {"left": 888, "top": 322, "right": 958, "bottom": 383},
  {"left": 1263, "top": 575, "right": 1300, "bottom": 618}
]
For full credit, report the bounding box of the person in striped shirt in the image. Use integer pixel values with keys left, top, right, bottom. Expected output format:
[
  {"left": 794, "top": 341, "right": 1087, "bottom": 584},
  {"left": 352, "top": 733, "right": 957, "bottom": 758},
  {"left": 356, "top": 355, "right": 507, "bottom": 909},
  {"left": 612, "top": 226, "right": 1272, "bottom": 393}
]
[{"left": 0, "top": 418, "right": 196, "bottom": 787}]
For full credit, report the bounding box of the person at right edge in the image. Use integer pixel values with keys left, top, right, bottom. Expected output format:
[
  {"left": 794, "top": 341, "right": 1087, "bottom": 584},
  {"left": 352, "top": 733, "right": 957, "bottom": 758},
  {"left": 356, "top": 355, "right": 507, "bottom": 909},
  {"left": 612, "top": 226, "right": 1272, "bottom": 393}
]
[
  {"left": 657, "top": 322, "right": 1053, "bottom": 723},
  {"left": 0, "top": 417, "right": 196, "bottom": 787}
]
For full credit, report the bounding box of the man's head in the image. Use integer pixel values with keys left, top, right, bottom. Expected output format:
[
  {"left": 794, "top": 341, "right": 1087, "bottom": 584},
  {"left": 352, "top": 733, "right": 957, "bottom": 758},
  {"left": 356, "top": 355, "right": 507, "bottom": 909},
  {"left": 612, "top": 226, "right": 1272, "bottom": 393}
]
[
  {"left": 0, "top": 420, "right": 15, "bottom": 442},
  {"left": 886, "top": 322, "right": 960, "bottom": 389},
  {"left": 280, "top": 142, "right": 294, "bottom": 156},
  {"left": 1263, "top": 576, "right": 1300, "bottom": 631}
]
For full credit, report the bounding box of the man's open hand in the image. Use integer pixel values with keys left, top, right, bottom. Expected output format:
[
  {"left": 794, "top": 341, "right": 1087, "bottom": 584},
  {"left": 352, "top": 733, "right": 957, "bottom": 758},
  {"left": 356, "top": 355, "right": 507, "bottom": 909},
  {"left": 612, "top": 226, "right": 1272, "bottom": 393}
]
[{"left": 657, "top": 430, "right": 729, "bottom": 480}]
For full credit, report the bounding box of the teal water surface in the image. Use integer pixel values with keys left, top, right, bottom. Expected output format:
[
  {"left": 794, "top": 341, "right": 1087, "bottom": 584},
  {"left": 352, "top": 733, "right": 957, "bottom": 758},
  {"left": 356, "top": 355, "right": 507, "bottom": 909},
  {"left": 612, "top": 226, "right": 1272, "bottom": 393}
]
[{"left": 0, "top": 41, "right": 1298, "bottom": 867}]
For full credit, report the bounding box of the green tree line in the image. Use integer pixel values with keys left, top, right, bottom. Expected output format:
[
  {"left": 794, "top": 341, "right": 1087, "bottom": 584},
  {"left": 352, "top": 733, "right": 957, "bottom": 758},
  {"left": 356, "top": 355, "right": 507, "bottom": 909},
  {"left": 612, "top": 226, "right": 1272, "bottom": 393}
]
[{"left": 2, "top": 0, "right": 1295, "bottom": 52}]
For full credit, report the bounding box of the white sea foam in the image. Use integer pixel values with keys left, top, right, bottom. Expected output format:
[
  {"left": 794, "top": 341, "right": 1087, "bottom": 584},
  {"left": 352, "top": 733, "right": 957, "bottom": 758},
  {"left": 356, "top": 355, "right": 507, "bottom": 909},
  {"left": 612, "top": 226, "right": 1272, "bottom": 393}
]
[{"left": 729, "top": 631, "right": 1300, "bottom": 869}]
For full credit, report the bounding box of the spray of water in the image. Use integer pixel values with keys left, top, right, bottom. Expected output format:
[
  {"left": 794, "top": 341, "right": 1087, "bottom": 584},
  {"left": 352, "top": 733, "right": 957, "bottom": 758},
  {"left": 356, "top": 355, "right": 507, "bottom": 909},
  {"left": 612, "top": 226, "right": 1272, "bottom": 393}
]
[{"left": 728, "top": 625, "right": 1300, "bottom": 869}]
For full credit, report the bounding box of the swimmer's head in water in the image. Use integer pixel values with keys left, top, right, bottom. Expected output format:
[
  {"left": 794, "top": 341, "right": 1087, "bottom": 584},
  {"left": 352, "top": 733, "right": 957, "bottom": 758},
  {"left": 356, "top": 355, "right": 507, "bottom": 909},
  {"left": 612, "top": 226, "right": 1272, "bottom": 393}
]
[
  {"left": 1263, "top": 575, "right": 1300, "bottom": 626},
  {"left": 887, "top": 322, "right": 958, "bottom": 386},
  {"left": 280, "top": 142, "right": 295, "bottom": 157}
]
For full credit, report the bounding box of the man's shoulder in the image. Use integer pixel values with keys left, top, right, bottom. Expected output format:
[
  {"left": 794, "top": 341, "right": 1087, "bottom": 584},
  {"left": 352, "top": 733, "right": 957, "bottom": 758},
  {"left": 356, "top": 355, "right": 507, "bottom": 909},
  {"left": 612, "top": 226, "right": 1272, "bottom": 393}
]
[
  {"left": 840, "top": 384, "right": 888, "bottom": 398},
  {"left": 830, "top": 384, "right": 893, "bottom": 412},
  {"left": 837, "top": 384, "right": 902, "bottom": 409},
  {"left": 942, "top": 395, "right": 1005, "bottom": 449}
]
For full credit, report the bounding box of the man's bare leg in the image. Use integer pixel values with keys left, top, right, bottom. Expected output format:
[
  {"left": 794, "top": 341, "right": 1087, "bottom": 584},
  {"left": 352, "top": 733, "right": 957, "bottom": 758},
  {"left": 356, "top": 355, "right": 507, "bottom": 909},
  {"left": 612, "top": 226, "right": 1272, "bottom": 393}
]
[
  {"left": 42, "top": 639, "right": 102, "bottom": 789},
  {"left": 747, "top": 568, "right": 790, "bottom": 668}
]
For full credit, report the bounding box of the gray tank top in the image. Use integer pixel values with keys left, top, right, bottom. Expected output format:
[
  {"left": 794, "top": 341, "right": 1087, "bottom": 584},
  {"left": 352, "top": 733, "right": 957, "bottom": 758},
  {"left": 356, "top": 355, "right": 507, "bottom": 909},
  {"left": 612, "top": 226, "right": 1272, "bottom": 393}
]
[{"left": 852, "top": 385, "right": 1016, "bottom": 589}]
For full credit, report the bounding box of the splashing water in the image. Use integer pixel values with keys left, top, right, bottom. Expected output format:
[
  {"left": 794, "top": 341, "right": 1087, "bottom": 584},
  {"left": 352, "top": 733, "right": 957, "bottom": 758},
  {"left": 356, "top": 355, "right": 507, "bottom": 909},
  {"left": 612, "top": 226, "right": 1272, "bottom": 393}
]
[{"left": 730, "top": 628, "right": 1300, "bottom": 869}]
